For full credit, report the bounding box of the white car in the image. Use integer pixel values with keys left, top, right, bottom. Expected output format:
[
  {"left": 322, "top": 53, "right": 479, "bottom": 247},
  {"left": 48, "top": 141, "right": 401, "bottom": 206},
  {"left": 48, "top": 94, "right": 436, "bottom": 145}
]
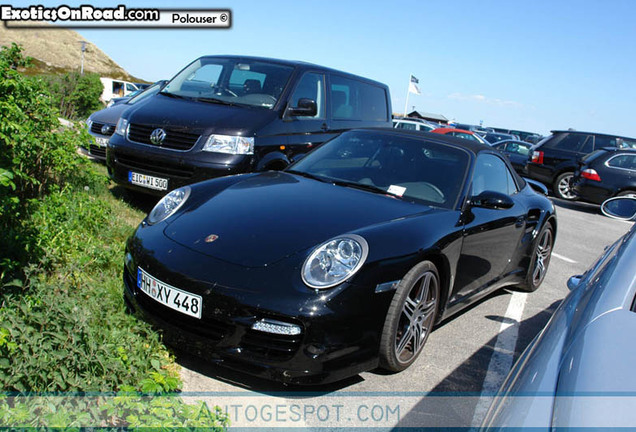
[{"left": 392, "top": 118, "right": 436, "bottom": 132}]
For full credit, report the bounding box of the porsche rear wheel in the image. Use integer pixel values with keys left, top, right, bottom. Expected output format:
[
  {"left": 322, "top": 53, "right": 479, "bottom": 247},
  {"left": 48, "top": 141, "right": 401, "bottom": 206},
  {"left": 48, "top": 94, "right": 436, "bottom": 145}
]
[{"left": 379, "top": 261, "right": 440, "bottom": 372}]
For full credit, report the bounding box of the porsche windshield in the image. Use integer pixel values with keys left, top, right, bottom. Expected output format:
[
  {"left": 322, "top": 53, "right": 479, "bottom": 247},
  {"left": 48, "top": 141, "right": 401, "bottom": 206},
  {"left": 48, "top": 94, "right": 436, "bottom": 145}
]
[
  {"left": 161, "top": 58, "right": 294, "bottom": 109},
  {"left": 289, "top": 131, "right": 470, "bottom": 209}
]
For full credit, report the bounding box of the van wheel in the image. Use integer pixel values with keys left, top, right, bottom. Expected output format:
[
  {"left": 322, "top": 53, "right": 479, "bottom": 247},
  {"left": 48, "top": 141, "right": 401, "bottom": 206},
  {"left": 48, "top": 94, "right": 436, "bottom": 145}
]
[
  {"left": 553, "top": 172, "right": 577, "bottom": 200},
  {"left": 379, "top": 261, "right": 439, "bottom": 372},
  {"left": 264, "top": 161, "right": 288, "bottom": 171}
]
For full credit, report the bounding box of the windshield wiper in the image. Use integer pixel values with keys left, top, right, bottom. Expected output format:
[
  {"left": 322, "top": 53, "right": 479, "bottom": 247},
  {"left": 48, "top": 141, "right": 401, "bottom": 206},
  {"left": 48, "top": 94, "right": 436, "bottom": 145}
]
[
  {"left": 330, "top": 179, "right": 399, "bottom": 197},
  {"left": 286, "top": 170, "right": 328, "bottom": 183},
  {"left": 159, "top": 91, "right": 186, "bottom": 99},
  {"left": 196, "top": 97, "right": 237, "bottom": 106}
]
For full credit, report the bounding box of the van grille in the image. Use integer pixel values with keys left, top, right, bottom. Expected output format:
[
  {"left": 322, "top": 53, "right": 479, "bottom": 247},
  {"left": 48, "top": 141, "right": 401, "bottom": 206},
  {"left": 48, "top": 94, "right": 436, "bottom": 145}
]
[
  {"left": 89, "top": 145, "right": 106, "bottom": 158},
  {"left": 128, "top": 123, "right": 200, "bottom": 151},
  {"left": 116, "top": 153, "right": 194, "bottom": 178},
  {"left": 91, "top": 122, "right": 115, "bottom": 136}
]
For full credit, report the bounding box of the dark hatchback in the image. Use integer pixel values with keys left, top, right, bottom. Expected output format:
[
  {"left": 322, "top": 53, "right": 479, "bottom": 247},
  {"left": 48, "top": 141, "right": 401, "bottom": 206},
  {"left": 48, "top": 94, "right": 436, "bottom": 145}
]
[
  {"left": 572, "top": 148, "right": 636, "bottom": 204},
  {"left": 492, "top": 140, "right": 536, "bottom": 175},
  {"left": 107, "top": 55, "right": 391, "bottom": 195},
  {"left": 123, "top": 129, "right": 556, "bottom": 384},
  {"left": 526, "top": 130, "right": 636, "bottom": 200}
]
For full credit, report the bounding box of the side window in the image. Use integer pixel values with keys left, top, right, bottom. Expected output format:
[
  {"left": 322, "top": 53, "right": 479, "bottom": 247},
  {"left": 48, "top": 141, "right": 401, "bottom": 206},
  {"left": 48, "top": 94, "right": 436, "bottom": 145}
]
[
  {"left": 607, "top": 155, "right": 636, "bottom": 170},
  {"left": 551, "top": 133, "right": 594, "bottom": 153},
  {"left": 330, "top": 75, "right": 388, "bottom": 121},
  {"left": 593, "top": 135, "right": 617, "bottom": 149},
  {"left": 125, "top": 83, "right": 137, "bottom": 92},
  {"left": 472, "top": 154, "right": 518, "bottom": 196},
  {"left": 397, "top": 122, "right": 416, "bottom": 130},
  {"left": 289, "top": 72, "right": 325, "bottom": 119}
]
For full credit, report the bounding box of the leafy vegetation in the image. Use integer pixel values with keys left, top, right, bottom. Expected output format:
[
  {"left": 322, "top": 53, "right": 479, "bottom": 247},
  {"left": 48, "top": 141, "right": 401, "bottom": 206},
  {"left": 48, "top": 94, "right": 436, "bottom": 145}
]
[
  {"left": 0, "top": 43, "right": 229, "bottom": 429},
  {"left": 41, "top": 70, "right": 104, "bottom": 120}
]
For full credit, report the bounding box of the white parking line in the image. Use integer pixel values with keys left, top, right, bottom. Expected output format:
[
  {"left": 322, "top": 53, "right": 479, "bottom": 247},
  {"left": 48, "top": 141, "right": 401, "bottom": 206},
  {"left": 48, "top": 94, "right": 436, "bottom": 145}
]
[
  {"left": 552, "top": 252, "right": 577, "bottom": 263},
  {"left": 471, "top": 291, "right": 528, "bottom": 427}
]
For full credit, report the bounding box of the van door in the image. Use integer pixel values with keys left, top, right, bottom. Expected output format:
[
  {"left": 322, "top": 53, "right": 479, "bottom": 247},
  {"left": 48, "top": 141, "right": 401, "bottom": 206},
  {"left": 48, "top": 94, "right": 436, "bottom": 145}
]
[{"left": 283, "top": 71, "right": 333, "bottom": 158}]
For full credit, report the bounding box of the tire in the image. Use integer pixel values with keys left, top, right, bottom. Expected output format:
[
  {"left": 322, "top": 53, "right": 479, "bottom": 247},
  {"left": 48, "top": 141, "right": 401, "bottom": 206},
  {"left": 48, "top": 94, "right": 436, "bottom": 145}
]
[
  {"left": 617, "top": 190, "right": 636, "bottom": 198},
  {"left": 517, "top": 223, "right": 554, "bottom": 292},
  {"left": 553, "top": 172, "right": 577, "bottom": 200},
  {"left": 379, "top": 261, "right": 440, "bottom": 372}
]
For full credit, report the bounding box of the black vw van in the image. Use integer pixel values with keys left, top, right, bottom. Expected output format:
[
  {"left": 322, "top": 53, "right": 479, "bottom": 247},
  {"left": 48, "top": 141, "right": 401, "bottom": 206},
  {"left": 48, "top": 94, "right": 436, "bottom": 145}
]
[{"left": 106, "top": 56, "right": 392, "bottom": 194}]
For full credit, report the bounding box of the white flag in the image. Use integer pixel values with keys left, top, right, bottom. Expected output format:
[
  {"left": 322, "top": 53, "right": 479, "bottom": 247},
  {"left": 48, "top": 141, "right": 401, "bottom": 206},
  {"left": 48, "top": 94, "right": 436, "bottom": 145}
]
[{"left": 409, "top": 75, "right": 421, "bottom": 95}]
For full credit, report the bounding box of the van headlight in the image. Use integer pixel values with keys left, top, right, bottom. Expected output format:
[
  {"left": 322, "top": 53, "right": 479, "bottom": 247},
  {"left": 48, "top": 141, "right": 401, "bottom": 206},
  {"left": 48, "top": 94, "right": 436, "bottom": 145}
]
[
  {"left": 115, "top": 118, "right": 129, "bottom": 136},
  {"left": 202, "top": 134, "right": 254, "bottom": 155},
  {"left": 147, "top": 186, "right": 190, "bottom": 225},
  {"left": 302, "top": 234, "right": 369, "bottom": 289}
]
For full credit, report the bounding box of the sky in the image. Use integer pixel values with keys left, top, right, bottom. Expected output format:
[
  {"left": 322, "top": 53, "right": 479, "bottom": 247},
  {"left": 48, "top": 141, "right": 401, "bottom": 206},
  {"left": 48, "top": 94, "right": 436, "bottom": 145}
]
[{"left": 14, "top": 0, "right": 636, "bottom": 137}]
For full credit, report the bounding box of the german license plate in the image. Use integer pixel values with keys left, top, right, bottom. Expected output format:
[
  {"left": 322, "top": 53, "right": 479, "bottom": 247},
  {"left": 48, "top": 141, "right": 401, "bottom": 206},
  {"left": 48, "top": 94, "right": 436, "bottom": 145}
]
[
  {"left": 95, "top": 137, "right": 109, "bottom": 147},
  {"left": 129, "top": 171, "right": 168, "bottom": 191},
  {"left": 137, "top": 267, "right": 202, "bottom": 319}
]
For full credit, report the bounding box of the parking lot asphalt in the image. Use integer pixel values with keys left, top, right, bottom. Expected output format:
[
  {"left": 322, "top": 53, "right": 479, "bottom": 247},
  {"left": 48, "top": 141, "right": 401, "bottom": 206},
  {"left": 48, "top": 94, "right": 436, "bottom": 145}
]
[{"left": 176, "top": 197, "right": 634, "bottom": 429}]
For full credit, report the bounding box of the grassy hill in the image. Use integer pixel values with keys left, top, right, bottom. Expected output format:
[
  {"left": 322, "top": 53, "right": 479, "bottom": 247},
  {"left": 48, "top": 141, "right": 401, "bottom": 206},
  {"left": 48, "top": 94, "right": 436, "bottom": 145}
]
[{"left": 0, "top": 21, "right": 144, "bottom": 82}]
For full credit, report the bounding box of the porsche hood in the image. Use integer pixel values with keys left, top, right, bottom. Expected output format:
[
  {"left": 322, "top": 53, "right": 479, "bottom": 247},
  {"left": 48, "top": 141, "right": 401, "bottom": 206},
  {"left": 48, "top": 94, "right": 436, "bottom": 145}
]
[{"left": 163, "top": 172, "right": 432, "bottom": 267}]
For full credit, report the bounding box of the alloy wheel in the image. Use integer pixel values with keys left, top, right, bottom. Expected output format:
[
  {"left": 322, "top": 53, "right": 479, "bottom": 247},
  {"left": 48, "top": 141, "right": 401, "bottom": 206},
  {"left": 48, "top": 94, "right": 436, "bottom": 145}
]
[
  {"left": 532, "top": 228, "right": 553, "bottom": 285},
  {"left": 557, "top": 174, "right": 576, "bottom": 200},
  {"left": 394, "top": 271, "right": 438, "bottom": 364}
]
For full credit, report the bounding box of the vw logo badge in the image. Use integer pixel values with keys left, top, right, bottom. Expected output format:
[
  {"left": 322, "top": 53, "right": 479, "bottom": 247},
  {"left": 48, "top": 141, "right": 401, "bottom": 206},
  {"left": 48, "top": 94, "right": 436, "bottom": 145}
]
[
  {"left": 101, "top": 124, "right": 111, "bottom": 135},
  {"left": 150, "top": 128, "right": 167, "bottom": 145}
]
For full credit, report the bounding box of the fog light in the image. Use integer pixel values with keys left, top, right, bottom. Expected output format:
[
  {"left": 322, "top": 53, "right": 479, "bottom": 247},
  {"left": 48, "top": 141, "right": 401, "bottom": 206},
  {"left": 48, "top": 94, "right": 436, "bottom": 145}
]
[{"left": 251, "top": 319, "right": 301, "bottom": 336}]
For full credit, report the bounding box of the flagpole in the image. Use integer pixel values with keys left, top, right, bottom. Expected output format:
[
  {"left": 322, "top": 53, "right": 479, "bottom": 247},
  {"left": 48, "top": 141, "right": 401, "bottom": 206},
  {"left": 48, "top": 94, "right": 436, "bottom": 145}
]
[{"left": 404, "top": 74, "right": 411, "bottom": 117}]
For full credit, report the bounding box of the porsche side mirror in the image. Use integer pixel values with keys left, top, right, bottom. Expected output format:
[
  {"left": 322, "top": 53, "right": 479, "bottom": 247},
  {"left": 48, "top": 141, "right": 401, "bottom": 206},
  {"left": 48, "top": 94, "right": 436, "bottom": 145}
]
[
  {"left": 470, "top": 190, "right": 515, "bottom": 210},
  {"left": 601, "top": 197, "right": 636, "bottom": 221},
  {"left": 287, "top": 98, "right": 317, "bottom": 117}
]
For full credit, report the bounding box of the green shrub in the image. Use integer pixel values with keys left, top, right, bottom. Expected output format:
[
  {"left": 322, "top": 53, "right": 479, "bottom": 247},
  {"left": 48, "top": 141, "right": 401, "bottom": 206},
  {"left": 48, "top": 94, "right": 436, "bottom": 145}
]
[
  {"left": 41, "top": 71, "right": 104, "bottom": 120},
  {"left": 0, "top": 43, "right": 104, "bottom": 284}
]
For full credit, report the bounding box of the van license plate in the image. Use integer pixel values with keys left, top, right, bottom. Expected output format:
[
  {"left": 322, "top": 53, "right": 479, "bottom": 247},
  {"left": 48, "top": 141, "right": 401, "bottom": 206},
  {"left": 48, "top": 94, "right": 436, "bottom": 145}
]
[
  {"left": 129, "top": 171, "right": 168, "bottom": 191},
  {"left": 137, "top": 267, "right": 202, "bottom": 319}
]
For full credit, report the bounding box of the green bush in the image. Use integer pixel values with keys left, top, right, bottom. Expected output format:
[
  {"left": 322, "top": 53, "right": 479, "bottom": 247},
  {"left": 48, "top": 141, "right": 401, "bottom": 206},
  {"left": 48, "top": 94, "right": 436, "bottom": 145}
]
[
  {"left": 41, "top": 70, "right": 104, "bottom": 120},
  {"left": 0, "top": 43, "right": 104, "bottom": 284}
]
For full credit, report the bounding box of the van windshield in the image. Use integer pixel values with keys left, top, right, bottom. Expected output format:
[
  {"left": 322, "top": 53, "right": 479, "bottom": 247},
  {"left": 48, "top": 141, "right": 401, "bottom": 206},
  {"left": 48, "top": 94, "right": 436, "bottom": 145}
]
[{"left": 161, "top": 58, "right": 294, "bottom": 109}]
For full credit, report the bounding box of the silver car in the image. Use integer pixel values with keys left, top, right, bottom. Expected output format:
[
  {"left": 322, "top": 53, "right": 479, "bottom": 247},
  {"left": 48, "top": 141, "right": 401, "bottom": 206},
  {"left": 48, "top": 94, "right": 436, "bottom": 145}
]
[{"left": 482, "top": 197, "right": 636, "bottom": 430}]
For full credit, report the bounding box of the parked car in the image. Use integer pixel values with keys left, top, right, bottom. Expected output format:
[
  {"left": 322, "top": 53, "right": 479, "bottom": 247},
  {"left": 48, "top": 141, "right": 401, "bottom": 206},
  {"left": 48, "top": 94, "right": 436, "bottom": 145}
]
[
  {"left": 484, "top": 132, "right": 518, "bottom": 145},
  {"left": 526, "top": 130, "right": 636, "bottom": 200},
  {"left": 84, "top": 81, "right": 166, "bottom": 161},
  {"left": 107, "top": 56, "right": 392, "bottom": 195},
  {"left": 123, "top": 128, "right": 556, "bottom": 384},
  {"left": 571, "top": 148, "right": 636, "bottom": 204},
  {"left": 99, "top": 77, "right": 139, "bottom": 103},
  {"left": 393, "top": 118, "right": 436, "bottom": 132},
  {"left": 430, "top": 127, "right": 490, "bottom": 145},
  {"left": 454, "top": 123, "right": 494, "bottom": 136},
  {"left": 482, "top": 197, "right": 636, "bottom": 430},
  {"left": 491, "top": 127, "right": 541, "bottom": 143},
  {"left": 492, "top": 140, "right": 536, "bottom": 175}
]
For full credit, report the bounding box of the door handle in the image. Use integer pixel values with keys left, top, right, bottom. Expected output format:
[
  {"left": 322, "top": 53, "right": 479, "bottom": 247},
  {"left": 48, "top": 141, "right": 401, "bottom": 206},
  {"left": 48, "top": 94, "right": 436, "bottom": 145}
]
[{"left": 321, "top": 123, "right": 328, "bottom": 131}]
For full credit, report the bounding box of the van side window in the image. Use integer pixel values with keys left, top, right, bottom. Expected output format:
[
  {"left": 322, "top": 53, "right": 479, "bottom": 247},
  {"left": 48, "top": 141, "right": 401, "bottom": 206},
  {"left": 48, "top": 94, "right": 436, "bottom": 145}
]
[
  {"left": 289, "top": 72, "right": 325, "bottom": 119},
  {"left": 330, "top": 75, "right": 388, "bottom": 121}
]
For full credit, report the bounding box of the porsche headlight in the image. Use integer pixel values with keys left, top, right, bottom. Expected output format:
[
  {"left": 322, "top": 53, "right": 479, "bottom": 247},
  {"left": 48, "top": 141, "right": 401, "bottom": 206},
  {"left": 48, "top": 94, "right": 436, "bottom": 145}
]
[
  {"left": 115, "top": 118, "right": 129, "bottom": 136},
  {"left": 147, "top": 186, "right": 190, "bottom": 225},
  {"left": 202, "top": 134, "right": 254, "bottom": 155},
  {"left": 302, "top": 234, "right": 369, "bottom": 289}
]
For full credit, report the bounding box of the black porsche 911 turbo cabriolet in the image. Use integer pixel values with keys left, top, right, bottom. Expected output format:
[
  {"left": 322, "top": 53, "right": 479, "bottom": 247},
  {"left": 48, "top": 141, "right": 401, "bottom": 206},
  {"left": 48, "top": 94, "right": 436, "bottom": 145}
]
[{"left": 123, "top": 128, "right": 557, "bottom": 384}]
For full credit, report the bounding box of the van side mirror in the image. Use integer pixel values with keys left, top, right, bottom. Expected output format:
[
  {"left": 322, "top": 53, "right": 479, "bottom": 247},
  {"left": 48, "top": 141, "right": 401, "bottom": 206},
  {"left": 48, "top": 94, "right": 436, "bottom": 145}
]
[
  {"left": 470, "top": 191, "right": 515, "bottom": 210},
  {"left": 287, "top": 98, "right": 317, "bottom": 117}
]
